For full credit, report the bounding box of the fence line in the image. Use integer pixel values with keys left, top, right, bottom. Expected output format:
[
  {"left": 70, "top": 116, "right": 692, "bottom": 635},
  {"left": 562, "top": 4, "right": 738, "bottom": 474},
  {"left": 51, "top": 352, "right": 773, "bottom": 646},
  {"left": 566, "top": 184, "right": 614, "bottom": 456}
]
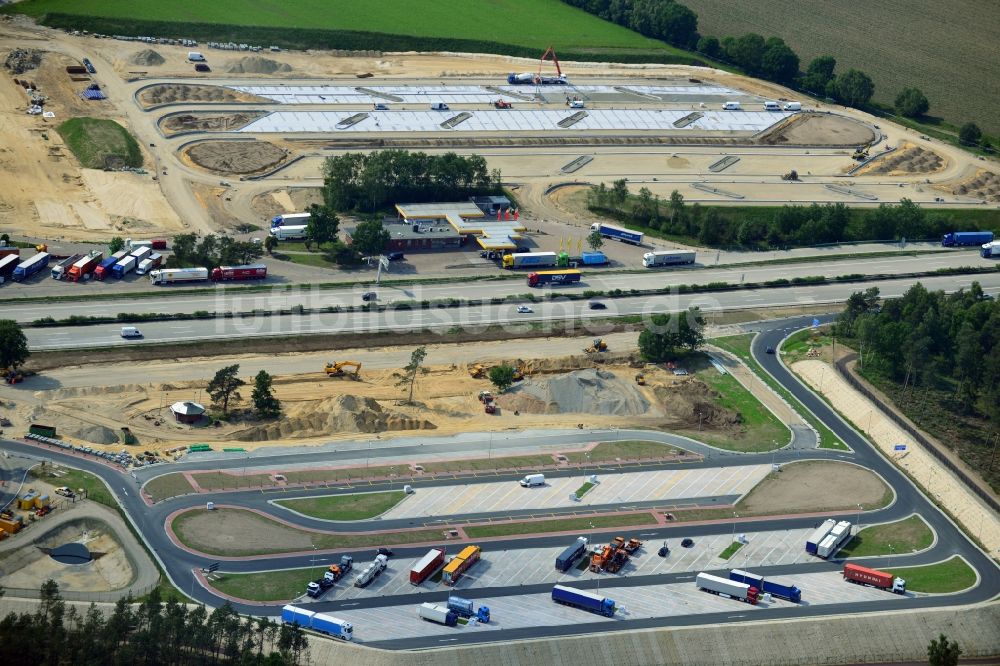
[
  {"left": 835, "top": 354, "right": 999, "bottom": 514},
  {"left": 1, "top": 582, "right": 157, "bottom": 603}
]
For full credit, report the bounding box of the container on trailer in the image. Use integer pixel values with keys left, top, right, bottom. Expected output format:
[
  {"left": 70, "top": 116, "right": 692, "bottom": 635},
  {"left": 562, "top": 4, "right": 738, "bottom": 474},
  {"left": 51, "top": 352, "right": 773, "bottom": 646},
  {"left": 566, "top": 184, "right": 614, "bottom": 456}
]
[
  {"left": 446, "top": 596, "right": 490, "bottom": 622},
  {"left": 729, "top": 569, "right": 801, "bottom": 603},
  {"left": 95, "top": 250, "right": 129, "bottom": 280},
  {"left": 129, "top": 246, "right": 152, "bottom": 262},
  {"left": 0, "top": 247, "right": 20, "bottom": 259},
  {"left": 551, "top": 584, "right": 616, "bottom": 617},
  {"left": 441, "top": 545, "right": 481, "bottom": 586},
  {"left": 269, "top": 224, "right": 309, "bottom": 240},
  {"left": 310, "top": 613, "right": 353, "bottom": 640},
  {"left": 136, "top": 253, "right": 163, "bottom": 275},
  {"left": 210, "top": 264, "right": 268, "bottom": 281},
  {"left": 589, "top": 222, "right": 644, "bottom": 245},
  {"left": 579, "top": 251, "right": 607, "bottom": 266},
  {"left": 527, "top": 269, "right": 581, "bottom": 287},
  {"left": 149, "top": 267, "right": 210, "bottom": 285},
  {"left": 555, "top": 537, "right": 589, "bottom": 572},
  {"left": 642, "top": 250, "right": 696, "bottom": 267},
  {"left": 111, "top": 255, "right": 137, "bottom": 279},
  {"left": 502, "top": 251, "right": 558, "bottom": 269},
  {"left": 0, "top": 254, "right": 19, "bottom": 279},
  {"left": 271, "top": 212, "right": 310, "bottom": 228},
  {"left": 806, "top": 518, "right": 837, "bottom": 554},
  {"left": 151, "top": 239, "right": 167, "bottom": 250},
  {"left": 12, "top": 252, "right": 50, "bottom": 282},
  {"left": 51, "top": 253, "right": 83, "bottom": 280},
  {"left": 843, "top": 563, "right": 906, "bottom": 594},
  {"left": 941, "top": 231, "right": 993, "bottom": 247},
  {"left": 127, "top": 239, "right": 153, "bottom": 252},
  {"left": 66, "top": 251, "right": 103, "bottom": 281},
  {"left": 816, "top": 520, "right": 852, "bottom": 559},
  {"left": 409, "top": 548, "right": 445, "bottom": 585},
  {"left": 417, "top": 603, "right": 457, "bottom": 626},
  {"left": 696, "top": 572, "right": 758, "bottom": 604}
]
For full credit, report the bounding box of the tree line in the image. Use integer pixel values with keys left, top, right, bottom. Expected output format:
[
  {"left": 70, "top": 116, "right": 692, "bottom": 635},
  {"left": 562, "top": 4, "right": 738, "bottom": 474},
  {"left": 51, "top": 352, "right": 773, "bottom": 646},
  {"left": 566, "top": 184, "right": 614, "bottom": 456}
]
[
  {"left": 587, "top": 184, "right": 996, "bottom": 248},
  {"left": 0, "top": 582, "right": 307, "bottom": 666},
  {"left": 323, "top": 150, "right": 500, "bottom": 213},
  {"left": 168, "top": 234, "right": 264, "bottom": 270}
]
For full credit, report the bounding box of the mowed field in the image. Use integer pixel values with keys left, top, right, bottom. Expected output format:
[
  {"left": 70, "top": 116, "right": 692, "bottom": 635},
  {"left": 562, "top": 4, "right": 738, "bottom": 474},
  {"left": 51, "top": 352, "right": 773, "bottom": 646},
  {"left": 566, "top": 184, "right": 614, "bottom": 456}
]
[
  {"left": 10, "top": 0, "right": 681, "bottom": 57},
  {"left": 682, "top": 0, "right": 1000, "bottom": 135}
]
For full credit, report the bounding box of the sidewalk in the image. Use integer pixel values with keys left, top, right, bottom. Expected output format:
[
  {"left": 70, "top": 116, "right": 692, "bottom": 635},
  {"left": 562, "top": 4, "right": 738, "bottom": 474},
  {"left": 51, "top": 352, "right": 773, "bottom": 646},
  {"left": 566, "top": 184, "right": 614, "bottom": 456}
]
[{"left": 792, "top": 359, "right": 1000, "bottom": 560}]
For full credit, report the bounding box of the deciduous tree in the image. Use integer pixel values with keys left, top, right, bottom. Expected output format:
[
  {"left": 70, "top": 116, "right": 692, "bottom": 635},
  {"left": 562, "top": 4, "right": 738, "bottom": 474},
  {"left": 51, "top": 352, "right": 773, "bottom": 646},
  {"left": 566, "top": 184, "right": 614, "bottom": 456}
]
[{"left": 207, "top": 364, "right": 245, "bottom": 415}]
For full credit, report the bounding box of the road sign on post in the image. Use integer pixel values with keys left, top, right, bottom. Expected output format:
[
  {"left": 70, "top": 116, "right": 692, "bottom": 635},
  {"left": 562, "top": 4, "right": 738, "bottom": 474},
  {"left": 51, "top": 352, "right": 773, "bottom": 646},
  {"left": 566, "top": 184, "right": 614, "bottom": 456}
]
[{"left": 893, "top": 444, "right": 907, "bottom": 452}]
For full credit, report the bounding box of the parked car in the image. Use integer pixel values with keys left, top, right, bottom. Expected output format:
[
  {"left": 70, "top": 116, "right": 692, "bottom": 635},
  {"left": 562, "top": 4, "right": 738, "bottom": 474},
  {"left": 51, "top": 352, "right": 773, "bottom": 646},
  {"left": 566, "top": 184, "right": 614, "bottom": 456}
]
[
  {"left": 588, "top": 302, "right": 608, "bottom": 310},
  {"left": 376, "top": 547, "right": 394, "bottom": 558},
  {"left": 386, "top": 251, "right": 405, "bottom": 261},
  {"left": 681, "top": 538, "right": 695, "bottom": 548}
]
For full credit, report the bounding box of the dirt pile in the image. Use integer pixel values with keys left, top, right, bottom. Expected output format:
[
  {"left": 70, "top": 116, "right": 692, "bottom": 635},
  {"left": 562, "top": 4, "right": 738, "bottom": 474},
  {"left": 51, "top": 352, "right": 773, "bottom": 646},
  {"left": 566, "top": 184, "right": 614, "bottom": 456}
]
[
  {"left": 760, "top": 113, "right": 876, "bottom": 147},
  {"left": 234, "top": 395, "right": 435, "bottom": 441},
  {"left": 3, "top": 48, "right": 42, "bottom": 74},
  {"left": 70, "top": 424, "right": 120, "bottom": 445},
  {"left": 138, "top": 83, "right": 260, "bottom": 107},
  {"left": 129, "top": 49, "right": 165, "bottom": 66},
  {"left": 652, "top": 380, "right": 741, "bottom": 429},
  {"left": 498, "top": 368, "right": 649, "bottom": 415},
  {"left": 952, "top": 171, "right": 1000, "bottom": 202},
  {"left": 863, "top": 145, "right": 943, "bottom": 175},
  {"left": 186, "top": 140, "right": 288, "bottom": 175},
  {"left": 226, "top": 56, "right": 292, "bottom": 74},
  {"left": 161, "top": 111, "right": 265, "bottom": 135}
]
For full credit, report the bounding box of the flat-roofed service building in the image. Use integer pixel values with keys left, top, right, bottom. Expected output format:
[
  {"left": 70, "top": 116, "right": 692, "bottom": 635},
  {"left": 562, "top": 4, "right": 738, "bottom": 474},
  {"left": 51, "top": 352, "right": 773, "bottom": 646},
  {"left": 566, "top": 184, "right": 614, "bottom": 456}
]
[{"left": 395, "top": 202, "right": 525, "bottom": 251}]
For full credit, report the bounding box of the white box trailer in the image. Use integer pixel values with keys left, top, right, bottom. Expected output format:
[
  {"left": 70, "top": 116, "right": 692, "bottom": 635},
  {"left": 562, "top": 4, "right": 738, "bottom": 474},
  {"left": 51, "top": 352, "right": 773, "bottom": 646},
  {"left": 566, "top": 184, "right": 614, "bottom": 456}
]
[
  {"left": 696, "top": 572, "right": 758, "bottom": 602},
  {"left": 149, "top": 267, "right": 209, "bottom": 285},
  {"left": 136, "top": 253, "right": 163, "bottom": 275},
  {"left": 643, "top": 250, "right": 696, "bottom": 267},
  {"left": 269, "top": 224, "right": 309, "bottom": 240},
  {"left": 806, "top": 518, "right": 837, "bottom": 555},
  {"left": 129, "top": 246, "right": 153, "bottom": 262},
  {"left": 817, "top": 521, "right": 852, "bottom": 558}
]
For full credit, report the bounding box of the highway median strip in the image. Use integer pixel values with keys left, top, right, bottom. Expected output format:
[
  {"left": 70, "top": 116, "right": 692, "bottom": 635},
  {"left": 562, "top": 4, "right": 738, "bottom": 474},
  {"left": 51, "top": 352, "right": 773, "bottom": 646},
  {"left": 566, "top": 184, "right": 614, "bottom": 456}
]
[{"left": 884, "top": 556, "right": 977, "bottom": 593}]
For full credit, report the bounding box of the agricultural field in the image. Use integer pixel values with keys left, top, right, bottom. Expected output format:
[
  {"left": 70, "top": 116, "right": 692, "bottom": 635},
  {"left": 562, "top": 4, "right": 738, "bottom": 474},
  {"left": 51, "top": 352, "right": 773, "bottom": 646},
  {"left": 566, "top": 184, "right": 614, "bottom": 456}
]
[
  {"left": 682, "top": 0, "right": 1000, "bottom": 135},
  {"left": 56, "top": 117, "right": 142, "bottom": 170},
  {"left": 8, "top": 0, "right": 688, "bottom": 60}
]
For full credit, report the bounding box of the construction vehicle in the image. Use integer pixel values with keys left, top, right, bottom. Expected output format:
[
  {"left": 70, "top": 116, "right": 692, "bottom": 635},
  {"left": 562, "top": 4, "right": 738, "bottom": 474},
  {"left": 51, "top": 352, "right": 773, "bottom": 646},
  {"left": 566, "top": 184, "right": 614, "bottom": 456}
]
[
  {"left": 478, "top": 390, "right": 494, "bottom": 403},
  {"left": 507, "top": 46, "right": 567, "bottom": 85},
  {"left": 584, "top": 338, "right": 608, "bottom": 353},
  {"left": 624, "top": 538, "right": 643, "bottom": 554},
  {"left": 852, "top": 143, "right": 871, "bottom": 160},
  {"left": 469, "top": 364, "right": 487, "bottom": 379},
  {"left": 485, "top": 403, "right": 496, "bottom": 415},
  {"left": 590, "top": 545, "right": 613, "bottom": 572},
  {"left": 635, "top": 373, "right": 646, "bottom": 386},
  {"left": 605, "top": 546, "right": 629, "bottom": 573},
  {"left": 326, "top": 555, "right": 353, "bottom": 582},
  {"left": 493, "top": 100, "right": 512, "bottom": 109},
  {"left": 325, "top": 361, "right": 361, "bottom": 379}
]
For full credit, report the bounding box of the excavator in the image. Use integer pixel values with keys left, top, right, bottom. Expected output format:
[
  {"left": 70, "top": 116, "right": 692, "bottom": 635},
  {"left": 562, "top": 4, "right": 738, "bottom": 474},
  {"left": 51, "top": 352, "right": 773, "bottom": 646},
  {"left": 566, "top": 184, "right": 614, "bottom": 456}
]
[
  {"left": 584, "top": 338, "right": 608, "bottom": 354},
  {"left": 324, "top": 361, "right": 361, "bottom": 379}
]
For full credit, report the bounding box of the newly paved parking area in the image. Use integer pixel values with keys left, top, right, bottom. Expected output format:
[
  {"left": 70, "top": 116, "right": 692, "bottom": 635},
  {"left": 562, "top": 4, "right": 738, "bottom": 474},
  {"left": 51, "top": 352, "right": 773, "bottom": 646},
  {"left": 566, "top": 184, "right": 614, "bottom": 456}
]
[
  {"left": 380, "top": 465, "right": 771, "bottom": 520},
  {"left": 331, "top": 570, "right": 905, "bottom": 643}
]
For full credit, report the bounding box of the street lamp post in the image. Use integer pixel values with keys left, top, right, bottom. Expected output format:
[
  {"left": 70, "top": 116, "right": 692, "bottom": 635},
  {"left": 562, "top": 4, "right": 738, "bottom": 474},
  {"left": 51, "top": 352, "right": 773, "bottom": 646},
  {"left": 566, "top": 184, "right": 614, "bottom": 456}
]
[
  {"left": 856, "top": 504, "right": 863, "bottom": 534},
  {"left": 731, "top": 512, "right": 738, "bottom": 544},
  {"left": 887, "top": 543, "right": 894, "bottom": 568},
  {"left": 488, "top": 432, "right": 493, "bottom": 461}
]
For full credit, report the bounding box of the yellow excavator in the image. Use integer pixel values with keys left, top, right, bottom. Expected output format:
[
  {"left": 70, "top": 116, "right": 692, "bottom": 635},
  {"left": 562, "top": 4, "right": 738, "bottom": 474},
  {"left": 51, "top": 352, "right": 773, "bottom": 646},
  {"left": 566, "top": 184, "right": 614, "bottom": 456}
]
[
  {"left": 324, "top": 361, "right": 361, "bottom": 379},
  {"left": 584, "top": 338, "right": 608, "bottom": 354},
  {"left": 469, "top": 363, "right": 487, "bottom": 379}
]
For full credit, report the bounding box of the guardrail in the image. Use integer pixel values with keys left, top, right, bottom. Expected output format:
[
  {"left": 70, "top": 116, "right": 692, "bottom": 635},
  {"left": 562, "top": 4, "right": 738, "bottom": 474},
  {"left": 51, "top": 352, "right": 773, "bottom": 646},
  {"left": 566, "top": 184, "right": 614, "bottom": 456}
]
[{"left": 835, "top": 354, "right": 999, "bottom": 514}]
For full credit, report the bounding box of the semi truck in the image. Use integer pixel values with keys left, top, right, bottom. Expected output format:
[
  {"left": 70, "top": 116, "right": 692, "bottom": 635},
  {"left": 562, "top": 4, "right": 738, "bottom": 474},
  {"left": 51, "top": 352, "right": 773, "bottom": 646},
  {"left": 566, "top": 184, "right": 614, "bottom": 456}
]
[
  {"left": 0, "top": 254, "right": 20, "bottom": 281},
  {"left": 551, "top": 584, "right": 616, "bottom": 617},
  {"left": 280, "top": 605, "right": 353, "bottom": 641},
  {"left": 806, "top": 519, "right": 837, "bottom": 555},
  {"left": 136, "top": 254, "right": 163, "bottom": 275},
  {"left": 0, "top": 246, "right": 19, "bottom": 259},
  {"left": 590, "top": 222, "right": 643, "bottom": 245},
  {"left": 326, "top": 555, "right": 354, "bottom": 582},
  {"left": 354, "top": 553, "right": 388, "bottom": 588},
  {"left": 417, "top": 603, "right": 457, "bottom": 627},
  {"left": 816, "top": 520, "right": 852, "bottom": 559},
  {"left": 729, "top": 568, "right": 801, "bottom": 603},
  {"left": 129, "top": 246, "right": 153, "bottom": 263},
  {"left": 271, "top": 212, "right": 311, "bottom": 228},
  {"left": 981, "top": 241, "right": 1000, "bottom": 258},
  {"left": 843, "top": 563, "right": 906, "bottom": 594},
  {"left": 111, "top": 255, "right": 138, "bottom": 279},
  {"left": 210, "top": 264, "right": 268, "bottom": 281},
  {"left": 447, "top": 596, "right": 490, "bottom": 623},
  {"left": 555, "top": 537, "right": 589, "bottom": 572},
  {"left": 149, "top": 267, "right": 210, "bottom": 285},
  {"left": 94, "top": 250, "right": 129, "bottom": 280},
  {"left": 507, "top": 72, "right": 567, "bottom": 85},
  {"left": 51, "top": 253, "right": 83, "bottom": 280},
  {"left": 12, "top": 252, "right": 50, "bottom": 282},
  {"left": 643, "top": 250, "right": 696, "bottom": 268},
  {"left": 269, "top": 224, "right": 309, "bottom": 241},
  {"left": 410, "top": 548, "right": 445, "bottom": 585},
  {"left": 527, "top": 269, "right": 581, "bottom": 287},
  {"left": 941, "top": 231, "right": 994, "bottom": 247},
  {"left": 66, "top": 251, "right": 103, "bottom": 281},
  {"left": 579, "top": 251, "right": 607, "bottom": 266},
  {"left": 502, "top": 251, "right": 558, "bottom": 269},
  {"left": 696, "top": 572, "right": 759, "bottom": 605},
  {"left": 442, "top": 545, "right": 481, "bottom": 586}
]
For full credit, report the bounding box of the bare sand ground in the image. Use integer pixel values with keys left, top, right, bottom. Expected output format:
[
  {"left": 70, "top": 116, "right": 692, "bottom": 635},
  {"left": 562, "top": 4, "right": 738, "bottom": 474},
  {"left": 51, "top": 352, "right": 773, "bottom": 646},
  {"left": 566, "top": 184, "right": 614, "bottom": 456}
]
[
  {"left": 793, "top": 359, "right": 1000, "bottom": 560},
  {"left": 740, "top": 460, "right": 889, "bottom": 514}
]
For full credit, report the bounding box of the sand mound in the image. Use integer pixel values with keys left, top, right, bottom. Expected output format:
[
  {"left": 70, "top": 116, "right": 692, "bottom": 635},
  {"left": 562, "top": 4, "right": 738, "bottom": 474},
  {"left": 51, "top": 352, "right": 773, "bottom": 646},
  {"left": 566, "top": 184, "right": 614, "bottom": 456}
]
[
  {"left": 498, "top": 368, "right": 649, "bottom": 415},
  {"left": 70, "top": 424, "right": 120, "bottom": 445},
  {"left": 226, "top": 56, "right": 291, "bottom": 74},
  {"left": 952, "top": 170, "right": 1000, "bottom": 202},
  {"left": 652, "top": 380, "right": 741, "bottom": 428},
  {"left": 234, "top": 395, "right": 435, "bottom": 441},
  {"left": 129, "top": 49, "right": 165, "bottom": 66}
]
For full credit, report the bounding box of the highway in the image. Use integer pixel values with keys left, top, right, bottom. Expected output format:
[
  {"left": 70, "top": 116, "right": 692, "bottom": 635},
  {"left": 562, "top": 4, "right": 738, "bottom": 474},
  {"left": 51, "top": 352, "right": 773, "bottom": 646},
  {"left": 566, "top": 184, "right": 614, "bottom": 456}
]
[
  {"left": 5, "top": 251, "right": 991, "bottom": 326},
  {"left": 23, "top": 272, "right": 1000, "bottom": 349},
  {"left": 3, "top": 314, "right": 998, "bottom": 649}
]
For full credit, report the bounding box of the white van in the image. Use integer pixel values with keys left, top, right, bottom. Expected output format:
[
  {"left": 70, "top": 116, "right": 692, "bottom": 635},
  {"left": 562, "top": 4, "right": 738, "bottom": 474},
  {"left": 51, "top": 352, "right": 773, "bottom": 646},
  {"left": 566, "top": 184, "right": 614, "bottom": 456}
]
[
  {"left": 723, "top": 101, "right": 742, "bottom": 111},
  {"left": 430, "top": 102, "right": 450, "bottom": 111},
  {"left": 187, "top": 51, "right": 206, "bottom": 62},
  {"left": 120, "top": 326, "right": 142, "bottom": 339},
  {"left": 520, "top": 473, "right": 545, "bottom": 488},
  {"left": 783, "top": 101, "right": 802, "bottom": 111},
  {"left": 763, "top": 101, "right": 781, "bottom": 111},
  {"left": 568, "top": 100, "right": 585, "bottom": 109}
]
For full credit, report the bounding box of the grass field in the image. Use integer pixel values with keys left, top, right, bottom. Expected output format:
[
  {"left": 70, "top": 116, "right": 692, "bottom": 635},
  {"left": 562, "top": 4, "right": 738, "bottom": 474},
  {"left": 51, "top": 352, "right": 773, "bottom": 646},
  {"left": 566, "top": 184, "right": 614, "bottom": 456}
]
[
  {"left": 838, "top": 515, "right": 933, "bottom": 558},
  {"left": 719, "top": 541, "right": 743, "bottom": 560},
  {"left": 32, "top": 465, "right": 115, "bottom": 508},
  {"left": 711, "top": 334, "right": 848, "bottom": 450},
  {"left": 8, "top": 0, "right": 691, "bottom": 61},
  {"left": 274, "top": 491, "right": 407, "bottom": 521},
  {"left": 693, "top": 364, "right": 788, "bottom": 452},
  {"left": 562, "top": 440, "right": 682, "bottom": 463},
  {"left": 212, "top": 567, "right": 328, "bottom": 602},
  {"left": 56, "top": 118, "right": 142, "bottom": 170},
  {"left": 681, "top": 0, "right": 1000, "bottom": 136},
  {"left": 143, "top": 473, "right": 196, "bottom": 503},
  {"left": 885, "top": 556, "right": 977, "bottom": 593}
]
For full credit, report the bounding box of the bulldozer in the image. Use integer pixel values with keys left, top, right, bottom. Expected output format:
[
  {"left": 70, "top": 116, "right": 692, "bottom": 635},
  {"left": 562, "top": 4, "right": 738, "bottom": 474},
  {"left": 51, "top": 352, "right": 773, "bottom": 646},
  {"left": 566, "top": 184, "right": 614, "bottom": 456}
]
[
  {"left": 852, "top": 144, "right": 871, "bottom": 161},
  {"left": 584, "top": 338, "right": 608, "bottom": 354},
  {"left": 469, "top": 363, "right": 487, "bottom": 379},
  {"left": 493, "top": 100, "right": 512, "bottom": 109},
  {"left": 634, "top": 373, "right": 646, "bottom": 386},
  {"left": 590, "top": 545, "right": 613, "bottom": 572},
  {"left": 324, "top": 361, "right": 361, "bottom": 379}
]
